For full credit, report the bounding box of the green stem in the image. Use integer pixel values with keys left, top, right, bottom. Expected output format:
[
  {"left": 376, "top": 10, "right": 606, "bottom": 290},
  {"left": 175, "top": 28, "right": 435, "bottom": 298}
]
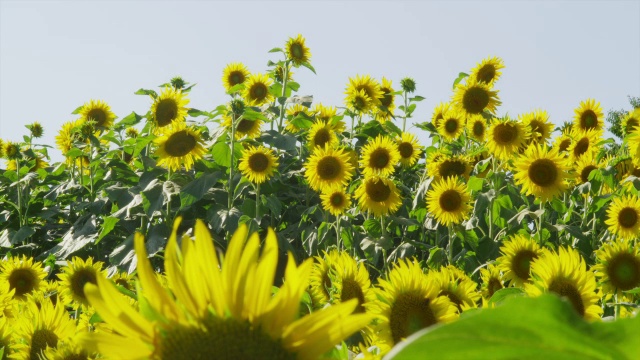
[
  {"left": 255, "top": 183, "right": 261, "bottom": 220},
  {"left": 166, "top": 168, "right": 173, "bottom": 224},
  {"left": 15, "top": 158, "right": 23, "bottom": 227},
  {"left": 381, "top": 215, "right": 387, "bottom": 237},
  {"left": 336, "top": 216, "right": 342, "bottom": 250},
  {"left": 277, "top": 62, "right": 290, "bottom": 132},
  {"left": 88, "top": 143, "right": 94, "bottom": 201},
  {"left": 349, "top": 115, "right": 356, "bottom": 143},
  {"left": 402, "top": 91, "right": 408, "bottom": 132},
  {"left": 228, "top": 114, "right": 240, "bottom": 210},
  {"left": 447, "top": 225, "right": 455, "bottom": 265},
  {"left": 537, "top": 201, "right": 545, "bottom": 245}
]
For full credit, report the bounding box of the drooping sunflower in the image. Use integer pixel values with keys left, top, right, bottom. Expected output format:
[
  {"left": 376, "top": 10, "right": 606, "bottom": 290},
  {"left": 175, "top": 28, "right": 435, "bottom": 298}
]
[
  {"left": 622, "top": 108, "right": 640, "bottom": 135},
  {"left": 320, "top": 187, "right": 352, "bottom": 216},
  {"left": 431, "top": 265, "right": 481, "bottom": 313},
  {"left": 480, "top": 264, "right": 504, "bottom": 306},
  {"left": 238, "top": 145, "right": 279, "bottom": 184},
  {"left": 496, "top": 234, "right": 542, "bottom": 287},
  {"left": 2, "top": 141, "right": 19, "bottom": 160},
  {"left": 486, "top": 117, "right": 529, "bottom": 160},
  {"left": 243, "top": 73, "right": 275, "bottom": 107},
  {"left": 437, "top": 108, "right": 466, "bottom": 141},
  {"left": 525, "top": 247, "right": 602, "bottom": 320},
  {"left": 469, "top": 56, "right": 505, "bottom": 86},
  {"left": 307, "top": 121, "right": 338, "bottom": 150},
  {"left": 222, "top": 114, "right": 263, "bottom": 140},
  {"left": 431, "top": 102, "right": 450, "bottom": 129},
  {"left": 360, "top": 135, "right": 401, "bottom": 178},
  {"left": 513, "top": 144, "right": 571, "bottom": 201},
  {"left": 573, "top": 98, "right": 604, "bottom": 133},
  {"left": 222, "top": 62, "right": 250, "bottom": 92},
  {"left": 150, "top": 86, "right": 190, "bottom": 128},
  {"left": 568, "top": 129, "right": 601, "bottom": 162},
  {"left": 368, "top": 259, "right": 457, "bottom": 350},
  {"left": 82, "top": 219, "right": 373, "bottom": 360},
  {"left": 305, "top": 146, "right": 355, "bottom": 191},
  {"left": 373, "top": 77, "right": 395, "bottom": 123},
  {"left": 57, "top": 256, "right": 106, "bottom": 308},
  {"left": 574, "top": 152, "right": 600, "bottom": 185},
  {"left": 329, "top": 252, "right": 376, "bottom": 314},
  {"left": 345, "top": 75, "right": 383, "bottom": 114},
  {"left": 309, "top": 250, "right": 342, "bottom": 310},
  {"left": 153, "top": 121, "right": 207, "bottom": 172},
  {"left": 273, "top": 64, "right": 294, "bottom": 83},
  {"left": 0, "top": 255, "right": 46, "bottom": 299},
  {"left": 452, "top": 80, "right": 501, "bottom": 117},
  {"left": 285, "top": 34, "right": 312, "bottom": 66},
  {"left": 425, "top": 177, "right": 472, "bottom": 226},
  {"left": 396, "top": 132, "right": 422, "bottom": 167},
  {"left": 55, "top": 119, "right": 85, "bottom": 155},
  {"left": 355, "top": 177, "right": 402, "bottom": 218},
  {"left": 605, "top": 195, "right": 640, "bottom": 240},
  {"left": 466, "top": 114, "right": 487, "bottom": 142},
  {"left": 593, "top": 239, "right": 640, "bottom": 298},
  {"left": 427, "top": 154, "right": 472, "bottom": 181},
  {"left": 520, "top": 110, "right": 553, "bottom": 145},
  {"left": 78, "top": 99, "right": 116, "bottom": 130}
]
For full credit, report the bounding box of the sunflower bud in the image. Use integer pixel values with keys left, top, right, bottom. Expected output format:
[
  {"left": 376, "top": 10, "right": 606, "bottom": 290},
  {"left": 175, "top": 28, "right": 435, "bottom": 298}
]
[
  {"left": 3, "top": 142, "right": 20, "bottom": 160},
  {"left": 400, "top": 77, "right": 417, "bottom": 93},
  {"left": 27, "top": 122, "right": 44, "bottom": 138},
  {"left": 171, "top": 76, "right": 186, "bottom": 90},
  {"left": 229, "top": 99, "right": 246, "bottom": 117},
  {"left": 125, "top": 127, "right": 140, "bottom": 139}
]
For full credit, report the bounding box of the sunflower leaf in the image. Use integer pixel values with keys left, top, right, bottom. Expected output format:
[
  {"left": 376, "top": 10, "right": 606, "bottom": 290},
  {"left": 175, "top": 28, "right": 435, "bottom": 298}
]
[
  {"left": 452, "top": 72, "right": 469, "bottom": 90},
  {"left": 134, "top": 88, "right": 158, "bottom": 98}
]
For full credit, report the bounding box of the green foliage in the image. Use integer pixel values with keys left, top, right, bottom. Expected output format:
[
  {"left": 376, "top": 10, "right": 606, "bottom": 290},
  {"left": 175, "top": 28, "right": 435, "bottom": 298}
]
[{"left": 606, "top": 95, "right": 640, "bottom": 139}]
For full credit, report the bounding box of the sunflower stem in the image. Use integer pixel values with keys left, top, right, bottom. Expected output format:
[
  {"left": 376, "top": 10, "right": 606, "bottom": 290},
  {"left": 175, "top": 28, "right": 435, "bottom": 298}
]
[
  {"left": 336, "top": 216, "right": 342, "bottom": 250},
  {"left": 228, "top": 114, "right": 240, "bottom": 210},
  {"left": 537, "top": 201, "right": 545, "bottom": 245},
  {"left": 277, "top": 62, "right": 290, "bottom": 132},
  {"left": 255, "top": 183, "right": 261, "bottom": 220},
  {"left": 447, "top": 224, "right": 455, "bottom": 265},
  {"left": 402, "top": 90, "right": 408, "bottom": 133},
  {"left": 15, "top": 158, "right": 23, "bottom": 227},
  {"left": 88, "top": 142, "right": 94, "bottom": 201},
  {"left": 166, "top": 168, "right": 173, "bottom": 224},
  {"left": 614, "top": 293, "right": 620, "bottom": 320}
]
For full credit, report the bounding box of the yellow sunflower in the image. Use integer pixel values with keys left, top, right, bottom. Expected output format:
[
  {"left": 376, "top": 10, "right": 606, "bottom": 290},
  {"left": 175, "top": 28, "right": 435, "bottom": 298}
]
[
  {"left": 285, "top": 104, "right": 312, "bottom": 133},
  {"left": 553, "top": 130, "right": 573, "bottom": 155},
  {"left": 150, "top": 86, "right": 190, "bottom": 128},
  {"left": 0, "top": 282, "right": 16, "bottom": 318},
  {"left": 305, "top": 146, "right": 355, "bottom": 192},
  {"left": 0, "top": 255, "right": 46, "bottom": 299},
  {"left": 520, "top": 110, "right": 553, "bottom": 145},
  {"left": 480, "top": 264, "right": 504, "bottom": 306},
  {"left": 431, "top": 265, "right": 481, "bottom": 313},
  {"left": 360, "top": 135, "right": 401, "bottom": 178},
  {"left": 55, "top": 119, "right": 85, "bottom": 155},
  {"left": 573, "top": 98, "right": 604, "bottom": 133},
  {"left": 437, "top": 108, "right": 466, "bottom": 141},
  {"left": 329, "top": 252, "right": 376, "bottom": 314},
  {"left": 2, "top": 141, "right": 19, "bottom": 160},
  {"left": 568, "top": 129, "right": 602, "bottom": 162},
  {"left": 222, "top": 62, "right": 250, "bottom": 92},
  {"left": 486, "top": 117, "right": 529, "bottom": 160},
  {"left": 525, "top": 247, "right": 602, "bottom": 320},
  {"left": 427, "top": 154, "right": 471, "bottom": 181},
  {"left": 309, "top": 250, "right": 342, "bottom": 310},
  {"left": 307, "top": 121, "right": 338, "bottom": 150},
  {"left": 374, "top": 77, "right": 395, "bottom": 123},
  {"left": 469, "top": 56, "right": 505, "bottom": 86},
  {"left": 593, "top": 239, "right": 640, "bottom": 298},
  {"left": 622, "top": 108, "right": 640, "bottom": 135},
  {"left": 345, "top": 75, "right": 383, "bottom": 114},
  {"left": 273, "top": 64, "right": 294, "bottom": 83},
  {"left": 243, "top": 73, "right": 275, "bottom": 107},
  {"left": 513, "top": 144, "right": 571, "bottom": 201},
  {"left": 78, "top": 99, "right": 116, "bottom": 130},
  {"left": 222, "top": 114, "right": 263, "bottom": 140},
  {"left": 355, "top": 176, "right": 402, "bottom": 217},
  {"left": 368, "top": 259, "right": 457, "bottom": 350},
  {"left": 605, "top": 195, "right": 640, "bottom": 240},
  {"left": 396, "top": 132, "right": 422, "bottom": 167},
  {"left": 452, "top": 80, "right": 501, "bottom": 117},
  {"left": 0, "top": 317, "right": 13, "bottom": 358},
  {"left": 285, "top": 34, "right": 312, "bottom": 66},
  {"left": 312, "top": 103, "right": 345, "bottom": 131},
  {"left": 238, "top": 145, "right": 279, "bottom": 184},
  {"left": 345, "top": 89, "right": 373, "bottom": 114},
  {"left": 5, "top": 155, "right": 49, "bottom": 173},
  {"left": 320, "top": 187, "right": 352, "bottom": 216},
  {"left": 574, "top": 152, "right": 600, "bottom": 185},
  {"left": 81, "top": 219, "right": 373, "bottom": 359},
  {"left": 57, "top": 256, "right": 106, "bottom": 308},
  {"left": 153, "top": 121, "right": 206, "bottom": 172},
  {"left": 466, "top": 114, "right": 487, "bottom": 142},
  {"left": 425, "top": 177, "right": 472, "bottom": 226},
  {"left": 0, "top": 138, "right": 4, "bottom": 158},
  {"left": 44, "top": 336, "right": 96, "bottom": 360},
  {"left": 431, "top": 102, "right": 450, "bottom": 129},
  {"left": 496, "top": 234, "right": 542, "bottom": 287},
  {"left": 626, "top": 127, "right": 640, "bottom": 166}
]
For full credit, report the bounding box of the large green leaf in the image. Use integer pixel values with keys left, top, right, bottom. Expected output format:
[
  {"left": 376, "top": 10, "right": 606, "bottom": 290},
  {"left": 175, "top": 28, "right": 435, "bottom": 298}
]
[
  {"left": 386, "top": 294, "right": 640, "bottom": 360},
  {"left": 179, "top": 173, "right": 221, "bottom": 210}
]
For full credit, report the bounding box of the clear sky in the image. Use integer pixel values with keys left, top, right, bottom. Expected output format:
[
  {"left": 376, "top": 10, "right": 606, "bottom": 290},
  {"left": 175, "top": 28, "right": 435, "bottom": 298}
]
[{"left": 1, "top": 0, "right": 639, "bottom": 162}]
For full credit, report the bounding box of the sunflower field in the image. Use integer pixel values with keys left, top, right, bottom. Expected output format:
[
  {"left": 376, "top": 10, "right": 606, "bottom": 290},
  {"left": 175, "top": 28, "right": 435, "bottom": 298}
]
[{"left": 1, "top": 34, "right": 640, "bottom": 359}]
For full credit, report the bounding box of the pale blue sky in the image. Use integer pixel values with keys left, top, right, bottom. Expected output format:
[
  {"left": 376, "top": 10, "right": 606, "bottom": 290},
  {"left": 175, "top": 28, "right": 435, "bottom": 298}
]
[{"left": 1, "top": 0, "right": 639, "bottom": 162}]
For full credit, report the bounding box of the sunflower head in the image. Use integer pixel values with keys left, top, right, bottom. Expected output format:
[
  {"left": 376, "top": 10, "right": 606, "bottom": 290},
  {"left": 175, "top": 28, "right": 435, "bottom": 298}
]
[
  {"left": 400, "top": 77, "right": 417, "bottom": 93},
  {"left": 274, "top": 64, "right": 294, "bottom": 83},
  {"left": 79, "top": 99, "right": 116, "bottom": 130},
  {"left": 328, "top": 252, "right": 376, "bottom": 314},
  {"left": 57, "top": 256, "right": 106, "bottom": 308},
  {"left": 55, "top": 119, "right": 85, "bottom": 155},
  {"left": 593, "top": 239, "right": 640, "bottom": 297},
  {"left": 452, "top": 80, "right": 501, "bottom": 117},
  {"left": 150, "top": 87, "right": 190, "bottom": 128},
  {"left": 320, "top": 187, "right": 352, "bottom": 216},
  {"left": 222, "top": 114, "right": 263, "bottom": 140},
  {"left": 307, "top": 121, "right": 338, "bottom": 150},
  {"left": 238, "top": 145, "right": 279, "bottom": 184},
  {"left": 5, "top": 154, "right": 49, "bottom": 173},
  {"left": 305, "top": 145, "right": 355, "bottom": 192},
  {"left": 513, "top": 144, "right": 571, "bottom": 201},
  {"left": 470, "top": 56, "right": 505, "bottom": 86},
  {"left": 355, "top": 176, "right": 402, "bottom": 217},
  {"left": 154, "top": 121, "right": 206, "bottom": 172},
  {"left": 520, "top": 110, "right": 553, "bottom": 145},
  {"left": 575, "top": 152, "right": 600, "bottom": 185},
  {"left": 345, "top": 75, "right": 383, "bottom": 114},
  {"left": 426, "top": 177, "right": 472, "bottom": 226},
  {"left": 309, "top": 250, "right": 341, "bottom": 309},
  {"left": 432, "top": 265, "right": 481, "bottom": 313},
  {"left": 466, "top": 114, "right": 487, "bottom": 142},
  {"left": 2, "top": 142, "right": 20, "bottom": 160},
  {"left": 568, "top": 129, "right": 601, "bottom": 162},
  {"left": 360, "top": 135, "right": 401, "bottom": 178},
  {"left": 242, "top": 73, "right": 274, "bottom": 107},
  {"left": 573, "top": 98, "right": 604, "bottom": 133},
  {"left": 222, "top": 62, "right": 250, "bottom": 92},
  {"left": 553, "top": 130, "right": 573, "bottom": 154},
  {"left": 0, "top": 255, "right": 46, "bottom": 299},
  {"left": 605, "top": 195, "right": 640, "bottom": 241},
  {"left": 496, "top": 234, "right": 542, "bottom": 287},
  {"left": 437, "top": 108, "right": 466, "bottom": 141},
  {"left": 431, "top": 102, "right": 451, "bottom": 129},
  {"left": 486, "top": 117, "right": 530, "bottom": 160},
  {"left": 396, "top": 132, "right": 422, "bottom": 167},
  {"left": 374, "top": 77, "right": 395, "bottom": 123},
  {"left": 427, "top": 154, "right": 471, "bottom": 181},
  {"left": 285, "top": 34, "right": 312, "bottom": 66},
  {"left": 480, "top": 264, "right": 504, "bottom": 305},
  {"left": 622, "top": 108, "right": 640, "bottom": 135},
  {"left": 27, "top": 121, "right": 44, "bottom": 138}
]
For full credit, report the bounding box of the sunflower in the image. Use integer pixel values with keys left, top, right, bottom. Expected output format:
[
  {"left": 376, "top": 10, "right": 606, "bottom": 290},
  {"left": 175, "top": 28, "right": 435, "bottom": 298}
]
[
  {"left": 626, "top": 127, "right": 640, "bottom": 166},
  {"left": 466, "top": 114, "right": 487, "bottom": 142},
  {"left": 320, "top": 187, "right": 352, "bottom": 216},
  {"left": 11, "top": 300, "right": 76, "bottom": 360},
  {"left": 345, "top": 75, "right": 383, "bottom": 113},
  {"left": 431, "top": 265, "right": 481, "bottom": 313},
  {"left": 222, "top": 62, "right": 250, "bottom": 92},
  {"left": 238, "top": 145, "right": 279, "bottom": 184},
  {"left": 0, "top": 317, "right": 13, "bottom": 358},
  {"left": 373, "top": 77, "right": 395, "bottom": 123},
  {"left": 426, "top": 177, "right": 472, "bottom": 226},
  {"left": 355, "top": 176, "right": 402, "bottom": 217},
  {"left": 273, "top": 64, "right": 294, "bottom": 83},
  {"left": 305, "top": 146, "right": 355, "bottom": 192},
  {"left": 222, "top": 114, "right": 263, "bottom": 140},
  {"left": 470, "top": 56, "right": 505, "bottom": 86},
  {"left": 329, "top": 252, "right": 376, "bottom": 314},
  {"left": 368, "top": 259, "right": 457, "bottom": 350},
  {"left": 427, "top": 154, "right": 471, "bottom": 181},
  {"left": 486, "top": 117, "right": 529, "bottom": 160},
  {"left": 520, "top": 110, "right": 553, "bottom": 145},
  {"left": 431, "top": 102, "right": 450, "bottom": 129},
  {"left": 312, "top": 103, "right": 346, "bottom": 133},
  {"left": 568, "top": 129, "right": 601, "bottom": 162},
  {"left": 396, "top": 132, "right": 422, "bottom": 167},
  {"left": 57, "top": 257, "right": 106, "bottom": 308},
  {"left": 307, "top": 121, "right": 338, "bottom": 150},
  {"left": 55, "top": 119, "right": 85, "bottom": 155},
  {"left": 2, "top": 142, "right": 20, "bottom": 160},
  {"left": 513, "top": 144, "right": 570, "bottom": 201},
  {"left": 309, "top": 250, "right": 342, "bottom": 310},
  {"left": 605, "top": 195, "right": 640, "bottom": 240},
  {"left": 574, "top": 152, "right": 600, "bottom": 184},
  {"left": 452, "top": 80, "right": 501, "bottom": 117},
  {"left": 345, "top": 89, "right": 373, "bottom": 114},
  {"left": 5, "top": 155, "right": 49, "bottom": 173},
  {"left": 153, "top": 121, "right": 206, "bottom": 172},
  {"left": 593, "top": 239, "right": 640, "bottom": 298},
  {"left": 27, "top": 121, "right": 44, "bottom": 138},
  {"left": 81, "top": 219, "right": 373, "bottom": 360},
  {"left": 0, "top": 138, "right": 4, "bottom": 158},
  {"left": 78, "top": 99, "right": 116, "bottom": 130},
  {"left": 573, "top": 98, "right": 604, "bottom": 133},
  {"left": 243, "top": 73, "right": 274, "bottom": 107},
  {"left": 150, "top": 86, "right": 190, "bottom": 128},
  {"left": 285, "top": 34, "right": 312, "bottom": 66},
  {"left": 44, "top": 336, "right": 95, "bottom": 360},
  {"left": 496, "top": 235, "right": 542, "bottom": 287},
  {"left": 360, "top": 135, "right": 401, "bottom": 178},
  {"left": 480, "top": 264, "right": 504, "bottom": 306},
  {"left": 553, "top": 130, "right": 573, "bottom": 155},
  {"left": 525, "top": 247, "right": 602, "bottom": 320},
  {"left": 437, "top": 108, "right": 466, "bottom": 141},
  {"left": 0, "top": 255, "right": 46, "bottom": 299},
  {"left": 622, "top": 108, "right": 640, "bottom": 135},
  {"left": 0, "top": 282, "right": 16, "bottom": 318},
  {"left": 284, "top": 104, "right": 312, "bottom": 133}
]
